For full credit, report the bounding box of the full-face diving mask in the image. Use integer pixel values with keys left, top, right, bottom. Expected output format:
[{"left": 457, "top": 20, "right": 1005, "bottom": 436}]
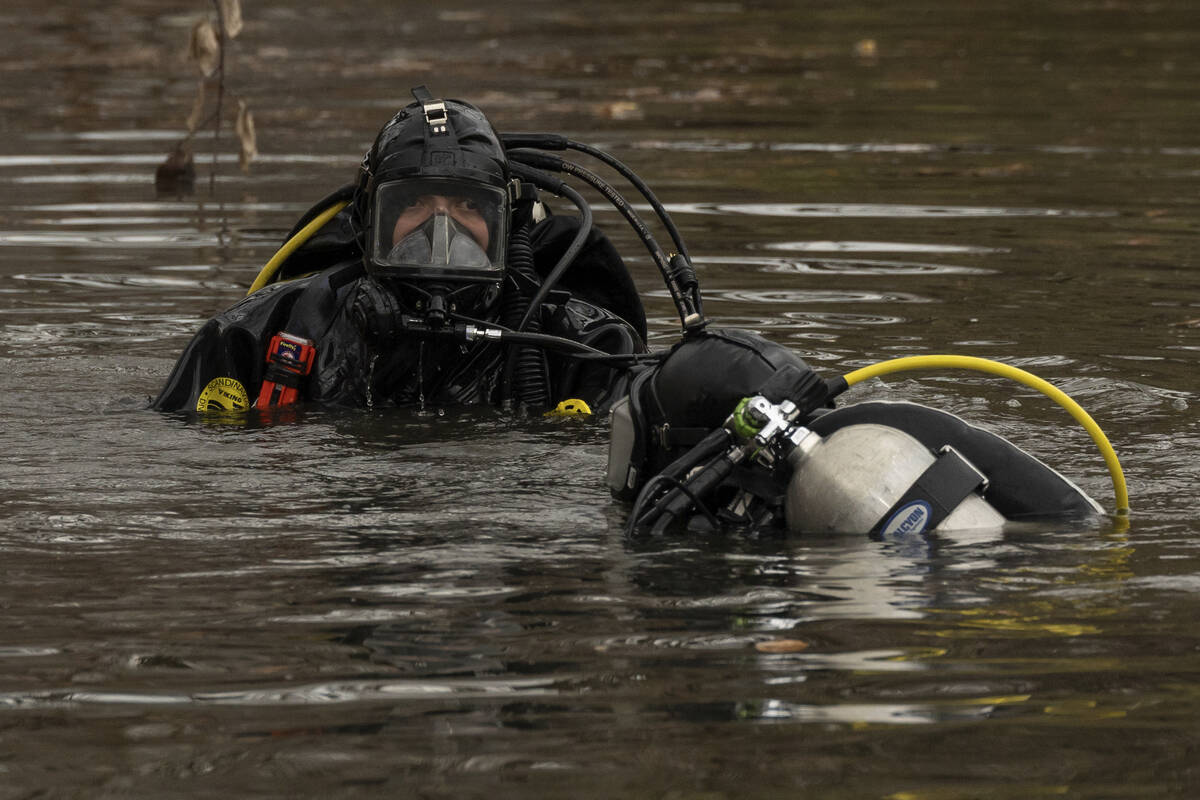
[{"left": 369, "top": 176, "right": 508, "bottom": 282}]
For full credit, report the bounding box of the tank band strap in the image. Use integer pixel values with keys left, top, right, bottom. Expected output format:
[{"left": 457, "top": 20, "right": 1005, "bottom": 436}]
[{"left": 871, "top": 446, "right": 988, "bottom": 537}]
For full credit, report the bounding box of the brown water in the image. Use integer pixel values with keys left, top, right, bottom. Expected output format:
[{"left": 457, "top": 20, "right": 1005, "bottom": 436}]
[{"left": 1, "top": 1, "right": 1199, "bottom": 797}]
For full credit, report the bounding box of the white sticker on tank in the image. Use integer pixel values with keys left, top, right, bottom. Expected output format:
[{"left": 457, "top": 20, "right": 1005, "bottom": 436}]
[{"left": 880, "top": 500, "right": 932, "bottom": 537}]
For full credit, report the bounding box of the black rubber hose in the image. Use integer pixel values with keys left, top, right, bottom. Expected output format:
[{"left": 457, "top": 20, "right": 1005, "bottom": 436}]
[
  {"left": 446, "top": 310, "right": 612, "bottom": 357},
  {"left": 625, "top": 427, "right": 733, "bottom": 536},
  {"left": 512, "top": 150, "right": 671, "bottom": 271},
  {"left": 646, "top": 451, "right": 739, "bottom": 535},
  {"left": 565, "top": 139, "right": 691, "bottom": 262},
  {"left": 508, "top": 149, "right": 696, "bottom": 328},
  {"left": 507, "top": 162, "right": 594, "bottom": 333},
  {"left": 500, "top": 133, "right": 691, "bottom": 261},
  {"left": 499, "top": 329, "right": 605, "bottom": 355},
  {"left": 501, "top": 225, "right": 550, "bottom": 409}
]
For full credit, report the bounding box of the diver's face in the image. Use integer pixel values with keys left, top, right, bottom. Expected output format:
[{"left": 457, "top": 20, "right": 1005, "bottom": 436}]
[{"left": 391, "top": 194, "right": 490, "bottom": 250}]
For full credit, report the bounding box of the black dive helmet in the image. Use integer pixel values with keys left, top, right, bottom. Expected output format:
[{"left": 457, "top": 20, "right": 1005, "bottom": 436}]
[{"left": 354, "top": 86, "right": 512, "bottom": 286}]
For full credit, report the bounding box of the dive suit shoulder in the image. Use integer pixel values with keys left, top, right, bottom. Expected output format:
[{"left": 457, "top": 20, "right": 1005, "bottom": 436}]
[
  {"left": 150, "top": 262, "right": 362, "bottom": 413},
  {"left": 538, "top": 293, "right": 647, "bottom": 416}
]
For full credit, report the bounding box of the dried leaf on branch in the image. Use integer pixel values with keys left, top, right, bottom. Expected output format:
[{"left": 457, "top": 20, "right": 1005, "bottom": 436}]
[
  {"left": 236, "top": 99, "right": 257, "bottom": 173},
  {"left": 186, "top": 79, "right": 207, "bottom": 132},
  {"left": 188, "top": 20, "right": 220, "bottom": 77},
  {"left": 219, "top": 0, "right": 243, "bottom": 39}
]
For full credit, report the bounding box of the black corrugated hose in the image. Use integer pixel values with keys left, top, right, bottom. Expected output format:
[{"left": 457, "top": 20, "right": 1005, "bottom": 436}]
[{"left": 500, "top": 224, "right": 551, "bottom": 410}]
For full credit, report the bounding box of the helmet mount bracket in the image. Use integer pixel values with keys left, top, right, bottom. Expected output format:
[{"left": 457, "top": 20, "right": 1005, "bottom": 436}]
[{"left": 412, "top": 85, "right": 449, "bottom": 136}]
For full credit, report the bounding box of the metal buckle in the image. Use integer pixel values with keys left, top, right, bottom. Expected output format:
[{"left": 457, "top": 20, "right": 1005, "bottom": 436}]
[{"left": 423, "top": 100, "right": 449, "bottom": 135}]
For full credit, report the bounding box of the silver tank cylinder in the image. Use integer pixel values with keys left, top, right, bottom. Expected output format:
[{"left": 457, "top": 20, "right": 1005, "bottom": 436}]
[{"left": 785, "top": 423, "right": 1006, "bottom": 535}]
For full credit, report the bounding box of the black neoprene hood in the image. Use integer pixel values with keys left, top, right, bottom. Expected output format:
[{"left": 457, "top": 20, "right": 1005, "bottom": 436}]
[{"left": 355, "top": 93, "right": 510, "bottom": 228}]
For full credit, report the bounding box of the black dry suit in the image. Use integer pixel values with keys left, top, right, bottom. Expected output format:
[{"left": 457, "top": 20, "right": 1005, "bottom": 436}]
[
  {"left": 153, "top": 92, "right": 647, "bottom": 414},
  {"left": 151, "top": 212, "right": 646, "bottom": 414}
]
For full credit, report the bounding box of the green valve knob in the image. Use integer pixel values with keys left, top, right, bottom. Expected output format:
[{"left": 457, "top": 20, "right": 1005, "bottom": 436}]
[{"left": 730, "top": 397, "right": 761, "bottom": 440}]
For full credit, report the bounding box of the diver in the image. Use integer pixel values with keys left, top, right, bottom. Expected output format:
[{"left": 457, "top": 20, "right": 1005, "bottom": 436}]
[
  {"left": 153, "top": 87, "right": 649, "bottom": 416},
  {"left": 153, "top": 87, "right": 1124, "bottom": 538}
]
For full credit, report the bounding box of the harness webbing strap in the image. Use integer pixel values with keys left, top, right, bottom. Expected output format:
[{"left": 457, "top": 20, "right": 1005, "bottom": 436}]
[{"left": 871, "top": 446, "right": 988, "bottom": 536}]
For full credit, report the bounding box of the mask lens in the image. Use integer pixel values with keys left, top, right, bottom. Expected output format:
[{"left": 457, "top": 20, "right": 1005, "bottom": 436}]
[{"left": 372, "top": 178, "right": 506, "bottom": 278}]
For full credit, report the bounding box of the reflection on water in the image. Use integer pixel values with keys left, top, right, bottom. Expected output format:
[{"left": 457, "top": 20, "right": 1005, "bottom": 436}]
[
  {"left": 667, "top": 201, "right": 1118, "bottom": 218},
  {"left": 700, "top": 287, "right": 933, "bottom": 304},
  {"left": 1, "top": 677, "right": 560, "bottom": 709},
  {"left": 706, "top": 254, "right": 995, "bottom": 274},
  {"left": 639, "top": 139, "right": 1200, "bottom": 159},
  {"left": 760, "top": 240, "right": 1004, "bottom": 254},
  {"left": 1, "top": 0, "right": 1199, "bottom": 795}
]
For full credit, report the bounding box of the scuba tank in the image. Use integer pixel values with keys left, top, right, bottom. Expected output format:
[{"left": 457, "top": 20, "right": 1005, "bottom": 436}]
[{"left": 784, "top": 423, "right": 1005, "bottom": 535}]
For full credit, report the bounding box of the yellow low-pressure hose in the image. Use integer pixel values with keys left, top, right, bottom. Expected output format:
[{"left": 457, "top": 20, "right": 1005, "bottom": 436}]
[
  {"left": 840, "top": 355, "right": 1129, "bottom": 515},
  {"left": 246, "top": 200, "right": 351, "bottom": 296}
]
